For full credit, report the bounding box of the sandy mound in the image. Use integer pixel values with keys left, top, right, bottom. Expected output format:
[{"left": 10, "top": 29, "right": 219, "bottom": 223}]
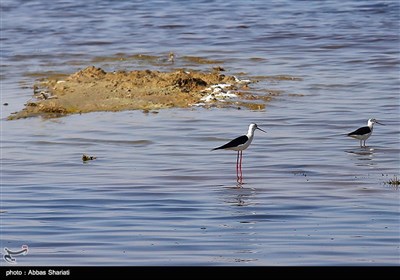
[{"left": 8, "top": 65, "right": 278, "bottom": 120}]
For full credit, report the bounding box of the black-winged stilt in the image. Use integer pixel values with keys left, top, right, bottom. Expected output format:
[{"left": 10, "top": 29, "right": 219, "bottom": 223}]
[
  {"left": 347, "top": 118, "right": 384, "bottom": 148},
  {"left": 212, "top": 123, "right": 266, "bottom": 182}
]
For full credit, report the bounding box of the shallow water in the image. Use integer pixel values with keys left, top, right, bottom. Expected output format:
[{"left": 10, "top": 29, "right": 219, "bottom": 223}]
[{"left": 1, "top": 0, "right": 399, "bottom": 266}]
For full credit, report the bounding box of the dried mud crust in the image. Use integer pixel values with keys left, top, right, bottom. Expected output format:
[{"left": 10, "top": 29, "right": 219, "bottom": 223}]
[{"left": 8, "top": 65, "right": 279, "bottom": 120}]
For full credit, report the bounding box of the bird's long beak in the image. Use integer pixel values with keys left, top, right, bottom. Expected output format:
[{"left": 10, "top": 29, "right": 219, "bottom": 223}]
[
  {"left": 376, "top": 121, "right": 385, "bottom": 125},
  {"left": 257, "top": 127, "right": 267, "bottom": 133}
]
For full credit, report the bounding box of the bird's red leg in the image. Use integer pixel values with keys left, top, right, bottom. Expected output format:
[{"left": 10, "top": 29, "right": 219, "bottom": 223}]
[
  {"left": 236, "top": 151, "right": 240, "bottom": 182},
  {"left": 239, "top": 150, "right": 243, "bottom": 183}
]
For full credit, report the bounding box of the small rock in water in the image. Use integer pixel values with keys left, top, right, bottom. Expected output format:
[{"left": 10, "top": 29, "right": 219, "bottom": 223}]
[{"left": 82, "top": 154, "right": 97, "bottom": 161}]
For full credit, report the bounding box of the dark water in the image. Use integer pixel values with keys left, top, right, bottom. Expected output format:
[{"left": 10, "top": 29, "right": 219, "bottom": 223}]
[{"left": 1, "top": 0, "right": 399, "bottom": 266}]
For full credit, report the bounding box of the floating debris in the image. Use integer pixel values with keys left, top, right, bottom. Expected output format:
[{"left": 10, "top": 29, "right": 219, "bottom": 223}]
[
  {"left": 199, "top": 83, "right": 238, "bottom": 103},
  {"left": 212, "top": 66, "right": 225, "bottom": 72},
  {"left": 200, "top": 91, "right": 238, "bottom": 102},
  {"left": 39, "top": 91, "right": 58, "bottom": 100},
  {"left": 384, "top": 175, "right": 400, "bottom": 187},
  {"left": 168, "top": 52, "right": 175, "bottom": 63},
  {"left": 234, "top": 76, "right": 251, "bottom": 86},
  {"left": 82, "top": 154, "right": 97, "bottom": 162}
]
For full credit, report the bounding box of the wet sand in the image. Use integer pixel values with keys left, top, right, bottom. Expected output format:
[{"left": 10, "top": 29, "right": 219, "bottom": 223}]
[
  {"left": 7, "top": 53, "right": 298, "bottom": 120},
  {"left": 8, "top": 55, "right": 287, "bottom": 120}
]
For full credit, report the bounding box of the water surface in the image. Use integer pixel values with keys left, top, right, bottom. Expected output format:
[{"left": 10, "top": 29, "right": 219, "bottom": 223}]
[{"left": 1, "top": 0, "right": 399, "bottom": 266}]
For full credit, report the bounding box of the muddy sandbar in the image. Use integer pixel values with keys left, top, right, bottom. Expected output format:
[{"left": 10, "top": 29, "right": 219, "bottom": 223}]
[{"left": 9, "top": 62, "right": 285, "bottom": 120}]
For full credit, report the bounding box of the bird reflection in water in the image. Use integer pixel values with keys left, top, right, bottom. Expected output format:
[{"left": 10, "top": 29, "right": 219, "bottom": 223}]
[
  {"left": 346, "top": 148, "right": 376, "bottom": 167},
  {"left": 223, "top": 185, "right": 256, "bottom": 207}
]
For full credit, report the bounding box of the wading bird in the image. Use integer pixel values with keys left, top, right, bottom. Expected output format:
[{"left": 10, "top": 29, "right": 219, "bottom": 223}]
[
  {"left": 347, "top": 118, "right": 384, "bottom": 148},
  {"left": 212, "top": 123, "right": 266, "bottom": 183}
]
